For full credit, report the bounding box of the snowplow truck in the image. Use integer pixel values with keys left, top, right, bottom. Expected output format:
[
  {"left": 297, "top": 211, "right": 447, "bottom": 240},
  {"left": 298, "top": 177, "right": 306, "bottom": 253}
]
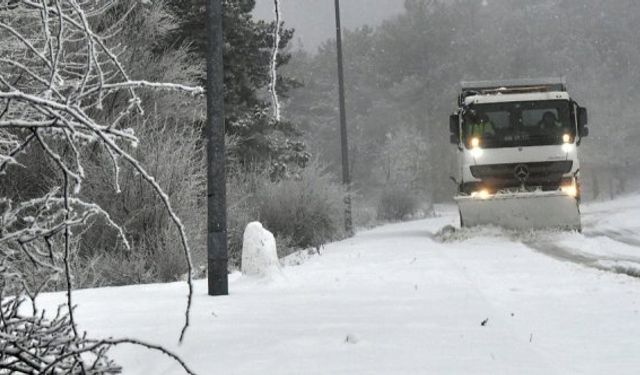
[{"left": 449, "top": 78, "right": 589, "bottom": 231}]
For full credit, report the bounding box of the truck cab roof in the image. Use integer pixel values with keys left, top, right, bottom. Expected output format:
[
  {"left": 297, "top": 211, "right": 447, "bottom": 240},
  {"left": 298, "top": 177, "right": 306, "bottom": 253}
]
[
  {"left": 464, "top": 91, "right": 571, "bottom": 105},
  {"left": 459, "top": 78, "right": 568, "bottom": 106}
]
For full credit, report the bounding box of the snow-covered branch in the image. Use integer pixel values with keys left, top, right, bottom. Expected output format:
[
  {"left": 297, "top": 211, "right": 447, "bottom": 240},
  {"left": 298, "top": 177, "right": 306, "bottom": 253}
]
[
  {"left": 0, "top": 0, "right": 204, "bottom": 372},
  {"left": 269, "top": 0, "right": 282, "bottom": 121}
]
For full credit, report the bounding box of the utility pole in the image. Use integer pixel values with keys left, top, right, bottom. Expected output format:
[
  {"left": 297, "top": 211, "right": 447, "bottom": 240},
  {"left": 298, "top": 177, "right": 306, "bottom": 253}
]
[
  {"left": 334, "top": 0, "right": 354, "bottom": 236},
  {"left": 206, "top": 0, "right": 228, "bottom": 296}
]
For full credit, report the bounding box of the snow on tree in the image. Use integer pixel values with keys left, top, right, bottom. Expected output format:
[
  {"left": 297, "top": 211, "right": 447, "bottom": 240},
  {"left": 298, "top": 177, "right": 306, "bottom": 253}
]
[
  {"left": 0, "top": 1, "right": 202, "bottom": 373},
  {"left": 165, "top": 0, "right": 309, "bottom": 178},
  {"left": 269, "top": 0, "right": 282, "bottom": 121}
]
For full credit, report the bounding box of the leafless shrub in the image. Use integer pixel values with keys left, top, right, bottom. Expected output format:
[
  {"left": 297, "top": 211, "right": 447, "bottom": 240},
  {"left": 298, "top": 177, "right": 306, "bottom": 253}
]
[
  {"left": 0, "top": 0, "right": 202, "bottom": 372},
  {"left": 79, "top": 113, "right": 207, "bottom": 285},
  {"left": 93, "top": 247, "right": 157, "bottom": 286},
  {"left": 257, "top": 161, "right": 346, "bottom": 252},
  {"left": 377, "top": 187, "right": 421, "bottom": 222},
  {"left": 0, "top": 267, "right": 196, "bottom": 374},
  {"left": 225, "top": 162, "right": 346, "bottom": 267},
  {"left": 352, "top": 197, "right": 378, "bottom": 230}
]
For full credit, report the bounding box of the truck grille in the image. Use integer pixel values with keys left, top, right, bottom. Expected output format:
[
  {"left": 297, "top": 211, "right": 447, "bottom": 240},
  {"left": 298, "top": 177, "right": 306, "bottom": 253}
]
[{"left": 470, "top": 161, "right": 573, "bottom": 188}]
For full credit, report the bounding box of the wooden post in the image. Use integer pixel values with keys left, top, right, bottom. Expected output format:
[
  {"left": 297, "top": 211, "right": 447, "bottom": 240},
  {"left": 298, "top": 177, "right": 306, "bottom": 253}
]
[
  {"left": 206, "top": 0, "right": 228, "bottom": 296},
  {"left": 334, "top": 0, "right": 354, "bottom": 236}
]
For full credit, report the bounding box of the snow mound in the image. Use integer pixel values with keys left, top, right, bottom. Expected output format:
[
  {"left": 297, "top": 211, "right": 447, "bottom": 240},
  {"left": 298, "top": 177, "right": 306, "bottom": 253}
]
[
  {"left": 434, "top": 223, "right": 570, "bottom": 244},
  {"left": 281, "top": 248, "right": 317, "bottom": 267},
  {"left": 433, "top": 224, "right": 508, "bottom": 243},
  {"left": 241, "top": 222, "right": 281, "bottom": 277}
]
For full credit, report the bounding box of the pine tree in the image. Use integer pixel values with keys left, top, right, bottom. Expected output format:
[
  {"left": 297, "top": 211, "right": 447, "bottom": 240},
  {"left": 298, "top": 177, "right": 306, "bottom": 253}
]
[{"left": 165, "top": 0, "right": 308, "bottom": 176}]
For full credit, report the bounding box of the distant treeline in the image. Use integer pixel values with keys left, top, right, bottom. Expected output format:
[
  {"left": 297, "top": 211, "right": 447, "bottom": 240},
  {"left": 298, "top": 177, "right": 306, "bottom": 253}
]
[{"left": 285, "top": 0, "right": 640, "bottom": 201}]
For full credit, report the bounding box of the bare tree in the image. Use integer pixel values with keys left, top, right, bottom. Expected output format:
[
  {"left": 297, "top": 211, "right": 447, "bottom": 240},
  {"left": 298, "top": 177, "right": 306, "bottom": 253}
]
[{"left": 1, "top": 1, "right": 202, "bottom": 373}]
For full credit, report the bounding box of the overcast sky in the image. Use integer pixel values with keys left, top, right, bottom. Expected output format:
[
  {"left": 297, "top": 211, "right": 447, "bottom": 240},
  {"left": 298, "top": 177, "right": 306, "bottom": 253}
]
[{"left": 253, "top": 0, "right": 403, "bottom": 51}]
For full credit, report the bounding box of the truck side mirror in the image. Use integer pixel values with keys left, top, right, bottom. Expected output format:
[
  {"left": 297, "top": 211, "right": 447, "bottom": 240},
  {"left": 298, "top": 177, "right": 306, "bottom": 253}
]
[
  {"left": 449, "top": 113, "right": 460, "bottom": 144},
  {"left": 578, "top": 107, "right": 588, "bottom": 137}
]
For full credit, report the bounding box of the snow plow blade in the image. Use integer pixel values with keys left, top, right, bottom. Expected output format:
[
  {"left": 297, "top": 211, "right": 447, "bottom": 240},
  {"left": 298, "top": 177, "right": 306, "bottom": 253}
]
[{"left": 456, "top": 191, "right": 581, "bottom": 231}]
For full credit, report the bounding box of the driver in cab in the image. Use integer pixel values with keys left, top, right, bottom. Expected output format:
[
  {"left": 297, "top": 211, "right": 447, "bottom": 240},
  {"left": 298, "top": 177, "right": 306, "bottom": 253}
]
[
  {"left": 538, "top": 111, "right": 564, "bottom": 134},
  {"left": 465, "top": 111, "right": 496, "bottom": 144}
]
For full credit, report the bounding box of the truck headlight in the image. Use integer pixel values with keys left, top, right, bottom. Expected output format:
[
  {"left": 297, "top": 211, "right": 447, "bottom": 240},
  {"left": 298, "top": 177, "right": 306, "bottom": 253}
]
[
  {"left": 471, "top": 189, "right": 491, "bottom": 199},
  {"left": 562, "top": 134, "right": 574, "bottom": 152},
  {"left": 561, "top": 181, "right": 578, "bottom": 197},
  {"left": 470, "top": 147, "right": 484, "bottom": 158},
  {"left": 470, "top": 137, "right": 483, "bottom": 158}
]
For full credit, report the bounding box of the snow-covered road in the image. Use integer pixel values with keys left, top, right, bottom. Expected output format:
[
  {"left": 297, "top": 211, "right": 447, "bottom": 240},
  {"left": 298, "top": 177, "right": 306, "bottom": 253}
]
[
  {"left": 523, "top": 195, "right": 640, "bottom": 276},
  {"left": 38, "top": 196, "right": 640, "bottom": 374}
]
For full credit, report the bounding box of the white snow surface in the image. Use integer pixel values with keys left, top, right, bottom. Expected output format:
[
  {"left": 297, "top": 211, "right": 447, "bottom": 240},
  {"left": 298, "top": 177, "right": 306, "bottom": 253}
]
[
  {"left": 241, "top": 222, "right": 281, "bottom": 277},
  {"left": 36, "top": 195, "right": 640, "bottom": 374}
]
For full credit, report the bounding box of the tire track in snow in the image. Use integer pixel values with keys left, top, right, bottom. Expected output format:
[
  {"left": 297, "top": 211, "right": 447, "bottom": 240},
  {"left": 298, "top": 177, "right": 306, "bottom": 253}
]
[
  {"left": 581, "top": 203, "right": 640, "bottom": 248},
  {"left": 434, "top": 204, "right": 640, "bottom": 279},
  {"left": 522, "top": 239, "right": 640, "bottom": 279},
  {"left": 583, "top": 229, "right": 640, "bottom": 248}
]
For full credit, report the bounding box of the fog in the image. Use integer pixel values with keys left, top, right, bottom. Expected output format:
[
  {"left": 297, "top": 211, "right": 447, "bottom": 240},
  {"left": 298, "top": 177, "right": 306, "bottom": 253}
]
[
  {"left": 280, "top": 0, "right": 640, "bottom": 202},
  {"left": 253, "top": 0, "right": 403, "bottom": 50}
]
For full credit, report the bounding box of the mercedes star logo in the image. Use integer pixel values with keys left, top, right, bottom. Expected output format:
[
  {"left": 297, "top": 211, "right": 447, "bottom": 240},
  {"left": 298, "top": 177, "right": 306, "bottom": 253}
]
[{"left": 514, "top": 164, "right": 530, "bottom": 181}]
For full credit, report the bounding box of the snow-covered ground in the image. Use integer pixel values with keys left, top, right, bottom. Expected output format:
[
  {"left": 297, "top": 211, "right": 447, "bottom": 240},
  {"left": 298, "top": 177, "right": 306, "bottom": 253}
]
[
  {"left": 37, "top": 195, "right": 640, "bottom": 374},
  {"left": 524, "top": 194, "right": 640, "bottom": 276}
]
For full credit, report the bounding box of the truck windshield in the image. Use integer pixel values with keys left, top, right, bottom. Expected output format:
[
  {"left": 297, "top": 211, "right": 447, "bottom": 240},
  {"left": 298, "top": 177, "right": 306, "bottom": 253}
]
[{"left": 462, "top": 100, "right": 575, "bottom": 149}]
